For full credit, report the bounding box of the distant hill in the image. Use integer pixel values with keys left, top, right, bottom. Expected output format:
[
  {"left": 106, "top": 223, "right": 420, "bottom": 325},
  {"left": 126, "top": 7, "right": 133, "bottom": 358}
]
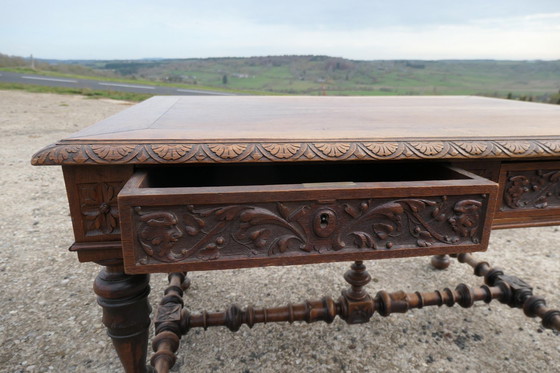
[
  {"left": 2, "top": 53, "right": 559, "bottom": 102},
  {"left": 0, "top": 53, "right": 117, "bottom": 78}
]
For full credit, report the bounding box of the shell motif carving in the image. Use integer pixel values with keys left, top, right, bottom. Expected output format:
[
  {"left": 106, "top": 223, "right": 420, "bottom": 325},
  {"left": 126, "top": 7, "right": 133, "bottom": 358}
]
[
  {"left": 91, "top": 145, "right": 135, "bottom": 161},
  {"left": 262, "top": 144, "right": 301, "bottom": 159},
  {"left": 363, "top": 143, "right": 399, "bottom": 157},
  {"left": 207, "top": 144, "right": 247, "bottom": 159},
  {"left": 499, "top": 141, "right": 531, "bottom": 155},
  {"left": 454, "top": 142, "right": 488, "bottom": 155},
  {"left": 410, "top": 142, "right": 445, "bottom": 156},
  {"left": 540, "top": 140, "right": 560, "bottom": 153},
  {"left": 151, "top": 145, "right": 192, "bottom": 160},
  {"left": 32, "top": 140, "right": 560, "bottom": 165},
  {"left": 314, "top": 143, "right": 351, "bottom": 157}
]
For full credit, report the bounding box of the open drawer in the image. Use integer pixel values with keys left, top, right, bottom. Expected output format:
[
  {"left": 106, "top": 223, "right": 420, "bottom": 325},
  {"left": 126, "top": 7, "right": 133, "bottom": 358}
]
[{"left": 118, "top": 163, "right": 498, "bottom": 273}]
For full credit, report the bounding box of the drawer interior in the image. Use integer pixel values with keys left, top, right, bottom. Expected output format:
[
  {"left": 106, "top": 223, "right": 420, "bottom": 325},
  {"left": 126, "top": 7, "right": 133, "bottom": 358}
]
[{"left": 141, "top": 162, "right": 471, "bottom": 189}]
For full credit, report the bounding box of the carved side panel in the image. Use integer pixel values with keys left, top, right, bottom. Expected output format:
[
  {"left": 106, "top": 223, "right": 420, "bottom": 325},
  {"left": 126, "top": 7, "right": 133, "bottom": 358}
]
[
  {"left": 63, "top": 165, "right": 133, "bottom": 246},
  {"left": 127, "top": 195, "right": 489, "bottom": 267},
  {"left": 501, "top": 169, "right": 560, "bottom": 211},
  {"left": 78, "top": 182, "right": 124, "bottom": 236}
]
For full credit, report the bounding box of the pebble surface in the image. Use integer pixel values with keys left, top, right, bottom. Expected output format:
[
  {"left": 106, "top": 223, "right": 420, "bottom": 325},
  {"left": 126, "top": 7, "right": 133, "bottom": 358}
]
[{"left": 0, "top": 90, "right": 558, "bottom": 372}]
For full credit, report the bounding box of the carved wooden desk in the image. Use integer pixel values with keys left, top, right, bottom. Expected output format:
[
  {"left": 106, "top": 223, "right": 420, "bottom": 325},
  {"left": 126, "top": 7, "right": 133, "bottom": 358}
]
[{"left": 32, "top": 96, "right": 560, "bottom": 372}]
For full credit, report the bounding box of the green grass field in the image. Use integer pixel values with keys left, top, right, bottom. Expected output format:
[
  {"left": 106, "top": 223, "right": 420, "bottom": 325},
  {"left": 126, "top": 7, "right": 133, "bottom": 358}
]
[
  {"left": 147, "top": 58, "right": 560, "bottom": 100},
  {"left": 1, "top": 54, "right": 559, "bottom": 102}
]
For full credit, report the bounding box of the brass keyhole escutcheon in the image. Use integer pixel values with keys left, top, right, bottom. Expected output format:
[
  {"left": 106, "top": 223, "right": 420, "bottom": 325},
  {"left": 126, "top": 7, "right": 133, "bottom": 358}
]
[{"left": 314, "top": 209, "right": 337, "bottom": 238}]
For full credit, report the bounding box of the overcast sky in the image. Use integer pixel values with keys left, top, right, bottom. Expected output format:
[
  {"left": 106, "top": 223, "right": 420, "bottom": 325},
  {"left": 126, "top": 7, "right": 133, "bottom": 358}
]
[{"left": 2, "top": 0, "right": 559, "bottom": 60}]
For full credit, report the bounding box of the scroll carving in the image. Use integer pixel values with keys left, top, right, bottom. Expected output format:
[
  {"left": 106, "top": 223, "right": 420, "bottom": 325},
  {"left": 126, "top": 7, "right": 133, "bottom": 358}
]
[
  {"left": 132, "top": 195, "right": 487, "bottom": 265},
  {"left": 503, "top": 169, "right": 560, "bottom": 210}
]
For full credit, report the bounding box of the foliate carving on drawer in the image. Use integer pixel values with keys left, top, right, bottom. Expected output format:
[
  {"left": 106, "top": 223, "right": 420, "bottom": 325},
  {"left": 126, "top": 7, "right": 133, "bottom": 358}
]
[
  {"left": 131, "top": 195, "right": 487, "bottom": 265},
  {"left": 79, "top": 182, "right": 123, "bottom": 236},
  {"left": 503, "top": 169, "right": 560, "bottom": 210}
]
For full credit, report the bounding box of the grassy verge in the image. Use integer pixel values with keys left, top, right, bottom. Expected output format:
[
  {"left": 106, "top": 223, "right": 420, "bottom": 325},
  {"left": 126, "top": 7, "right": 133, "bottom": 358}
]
[{"left": 0, "top": 82, "right": 152, "bottom": 101}]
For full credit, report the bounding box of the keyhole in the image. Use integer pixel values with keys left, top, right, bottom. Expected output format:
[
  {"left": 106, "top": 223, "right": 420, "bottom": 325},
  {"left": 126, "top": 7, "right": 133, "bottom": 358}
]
[
  {"left": 320, "top": 213, "right": 329, "bottom": 228},
  {"left": 313, "top": 209, "right": 337, "bottom": 238}
]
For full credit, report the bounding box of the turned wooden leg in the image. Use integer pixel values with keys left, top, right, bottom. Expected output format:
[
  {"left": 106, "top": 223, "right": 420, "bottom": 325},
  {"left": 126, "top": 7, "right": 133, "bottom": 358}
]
[
  {"left": 431, "top": 254, "right": 451, "bottom": 270},
  {"left": 93, "top": 264, "right": 152, "bottom": 373},
  {"left": 151, "top": 272, "right": 190, "bottom": 373}
]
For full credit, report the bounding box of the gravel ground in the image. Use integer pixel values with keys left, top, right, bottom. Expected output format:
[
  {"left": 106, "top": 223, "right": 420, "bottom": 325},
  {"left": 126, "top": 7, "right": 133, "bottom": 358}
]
[{"left": 0, "top": 90, "right": 558, "bottom": 373}]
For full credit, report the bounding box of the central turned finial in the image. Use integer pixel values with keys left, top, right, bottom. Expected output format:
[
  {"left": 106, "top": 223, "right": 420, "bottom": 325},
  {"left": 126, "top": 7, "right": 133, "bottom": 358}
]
[{"left": 339, "top": 261, "right": 375, "bottom": 324}]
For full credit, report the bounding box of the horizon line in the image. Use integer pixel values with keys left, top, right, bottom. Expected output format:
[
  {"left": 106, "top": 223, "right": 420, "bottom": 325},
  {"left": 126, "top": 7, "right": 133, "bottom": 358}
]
[{"left": 8, "top": 53, "right": 560, "bottom": 63}]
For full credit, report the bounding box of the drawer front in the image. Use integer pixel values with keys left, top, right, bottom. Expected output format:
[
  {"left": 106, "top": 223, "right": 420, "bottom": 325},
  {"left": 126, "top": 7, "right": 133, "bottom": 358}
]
[
  {"left": 494, "top": 161, "right": 560, "bottom": 228},
  {"left": 119, "top": 167, "right": 497, "bottom": 273}
]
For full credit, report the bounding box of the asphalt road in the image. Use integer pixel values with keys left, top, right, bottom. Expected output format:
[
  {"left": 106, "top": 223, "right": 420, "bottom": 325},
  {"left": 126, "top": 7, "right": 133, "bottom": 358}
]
[{"left": 0, "top": 71, "right": 233, "bottom": 96}]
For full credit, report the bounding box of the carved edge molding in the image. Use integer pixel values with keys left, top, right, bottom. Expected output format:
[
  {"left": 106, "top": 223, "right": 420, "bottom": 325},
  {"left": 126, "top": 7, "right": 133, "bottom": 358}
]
[{"left": 31, "top": 139, "right": 560, "bottom": 165}]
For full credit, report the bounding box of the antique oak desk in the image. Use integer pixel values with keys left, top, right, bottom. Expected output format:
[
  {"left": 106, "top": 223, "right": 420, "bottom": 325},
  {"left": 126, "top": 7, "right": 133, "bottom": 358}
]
[{"left": 32, "top": 96, "right": 560, "bottom": 372}]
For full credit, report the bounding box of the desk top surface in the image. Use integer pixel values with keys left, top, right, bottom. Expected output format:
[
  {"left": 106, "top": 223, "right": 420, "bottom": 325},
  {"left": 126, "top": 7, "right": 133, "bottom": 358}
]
[{"left": 32, "top": 96, "right": 560, "bottom": 165}]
